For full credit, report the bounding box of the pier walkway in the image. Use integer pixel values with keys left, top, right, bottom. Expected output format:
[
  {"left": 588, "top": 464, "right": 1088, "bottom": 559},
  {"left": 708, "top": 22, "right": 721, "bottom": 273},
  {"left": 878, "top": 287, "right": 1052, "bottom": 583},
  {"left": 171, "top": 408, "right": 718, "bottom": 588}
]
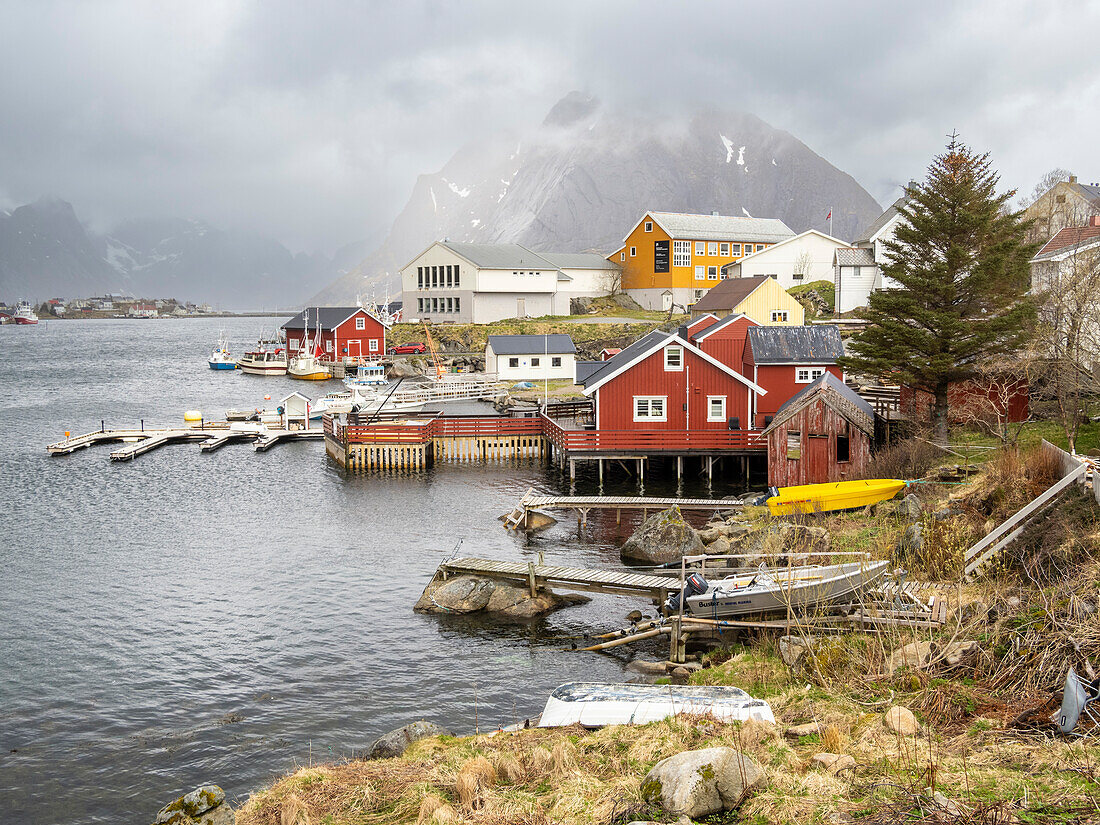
[
  {"left": 438, "top": 556, "right": 678, "bottom": 600},
  {"left": 47, "top": 425, "right": 323, "bottom": 462},
  {"left": 503, "top": 487, "right": 741, "bottom": 528}
]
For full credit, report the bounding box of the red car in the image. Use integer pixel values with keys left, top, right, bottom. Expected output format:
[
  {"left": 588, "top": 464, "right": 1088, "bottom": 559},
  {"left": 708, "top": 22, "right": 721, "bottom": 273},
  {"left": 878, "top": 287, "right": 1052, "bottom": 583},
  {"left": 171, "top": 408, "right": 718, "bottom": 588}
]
[{"left": 389, "top": 342, "right": 427, "bottom": 354}]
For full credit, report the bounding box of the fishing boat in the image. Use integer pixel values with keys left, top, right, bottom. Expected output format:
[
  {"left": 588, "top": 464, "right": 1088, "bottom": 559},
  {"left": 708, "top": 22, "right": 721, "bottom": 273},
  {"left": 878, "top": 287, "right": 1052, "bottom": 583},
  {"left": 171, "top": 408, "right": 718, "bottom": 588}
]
[
  {"left": 538, "top": 682, "right": 775, "bottom": 728},
  {"left": 667, "top": 560, "right": 891, "bottom": 619},
  {"left": 287, "top": 311, "right": 332, "bottom": 380},
  {"left": 208, "top": 335, "right": 237, "bottom": 369},
  {"left": 237, "top": 348, "right": 287, "bottom": 375},
  {"left": 12, "top": 301, "right": 39, "bottom": 325},
  {"left": 343, "top": 363, "right": 387, "bottom": 390},
  {"left": 766, "top": 479, "right": 906, "bottom": 516}
]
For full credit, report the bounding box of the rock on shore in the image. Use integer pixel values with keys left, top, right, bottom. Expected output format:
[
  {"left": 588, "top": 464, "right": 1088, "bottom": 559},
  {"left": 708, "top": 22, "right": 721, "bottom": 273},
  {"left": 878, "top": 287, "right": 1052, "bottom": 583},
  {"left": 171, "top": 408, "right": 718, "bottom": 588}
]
[
  {"left": 367, "top": 720, "right": 454, "bottom": 759},
  {"left": 153, "top": 785, "right": 232, "bottom": 825},
  {"left": 413, "top": 574, "right": 589, "bottom": 618},
  {"left": 620, "top": 506, "right": 704, "bottom": 564}
]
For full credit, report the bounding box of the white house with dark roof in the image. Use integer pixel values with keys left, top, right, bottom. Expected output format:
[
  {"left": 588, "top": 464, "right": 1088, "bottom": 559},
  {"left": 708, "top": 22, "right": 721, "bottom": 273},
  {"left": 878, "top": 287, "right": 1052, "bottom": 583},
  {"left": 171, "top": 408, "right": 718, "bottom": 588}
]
[
  {"left": 400, "top": 241, "right": 620, "bottom": 324},
  {"left": 485, "top": 334, "right": 577, "bottom": 381},
  {"left": 722, "top": 229, "right": 849, "bottom": 289},
  {"left": 830, "top": 195, "right": 907, "bottom": 313}
]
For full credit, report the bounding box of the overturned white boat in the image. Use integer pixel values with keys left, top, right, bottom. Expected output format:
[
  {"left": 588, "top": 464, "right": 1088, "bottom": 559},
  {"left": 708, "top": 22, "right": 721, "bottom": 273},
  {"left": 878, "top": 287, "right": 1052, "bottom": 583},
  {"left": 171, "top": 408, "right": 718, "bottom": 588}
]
[
  {"left": 668, "top": 560, "right": 891, "bottom": 619},
  {"left": 538, "top": 682, "right": 775, "bottom": 728}
]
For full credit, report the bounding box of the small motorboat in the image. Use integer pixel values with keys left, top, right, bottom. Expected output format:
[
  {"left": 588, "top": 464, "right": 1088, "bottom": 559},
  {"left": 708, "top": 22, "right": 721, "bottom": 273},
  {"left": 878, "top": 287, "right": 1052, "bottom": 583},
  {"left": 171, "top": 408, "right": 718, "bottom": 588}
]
[
  {"left": 208, "top": 335, "right": 237, "bottom": 369},
  {"left": 766, "top": 479, "right": 906, "bottom": 516},
  {"left": 667, "top": 560, "right": 890, "bottom": 619},
  {"left": 237, "top": 348, "right": 287, "bottom": 376},
  {"left": 538, "top": 682, "right": 774, "bottom": 728},
  {"left": 343, "top": 363, "right": 387, "bottom": 390}
]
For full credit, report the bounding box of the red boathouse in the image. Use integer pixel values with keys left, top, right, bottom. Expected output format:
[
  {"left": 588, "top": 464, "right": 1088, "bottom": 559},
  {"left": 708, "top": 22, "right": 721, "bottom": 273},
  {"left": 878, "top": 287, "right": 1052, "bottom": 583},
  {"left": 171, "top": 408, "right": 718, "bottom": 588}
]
[
  {"left": 742, "top": 325, "right": 845, "bottom": 429},
  {"left": 282, "top": 307, "right": 388, "bottom": 361}
]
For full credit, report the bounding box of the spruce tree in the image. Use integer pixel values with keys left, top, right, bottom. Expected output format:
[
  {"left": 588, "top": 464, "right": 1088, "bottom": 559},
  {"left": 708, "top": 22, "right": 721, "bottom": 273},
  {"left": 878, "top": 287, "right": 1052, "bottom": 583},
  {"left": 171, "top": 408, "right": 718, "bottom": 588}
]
[{"left": 840, "top": 137, "right": 1037, "bottom": 444}]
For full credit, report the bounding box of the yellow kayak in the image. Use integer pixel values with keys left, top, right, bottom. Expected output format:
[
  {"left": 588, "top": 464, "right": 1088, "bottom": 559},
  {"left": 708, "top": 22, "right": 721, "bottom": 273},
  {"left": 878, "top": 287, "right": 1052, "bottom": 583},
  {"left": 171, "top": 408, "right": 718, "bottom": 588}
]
[{"left": 766, "top": 479, "right": 907, "bottom": 516}]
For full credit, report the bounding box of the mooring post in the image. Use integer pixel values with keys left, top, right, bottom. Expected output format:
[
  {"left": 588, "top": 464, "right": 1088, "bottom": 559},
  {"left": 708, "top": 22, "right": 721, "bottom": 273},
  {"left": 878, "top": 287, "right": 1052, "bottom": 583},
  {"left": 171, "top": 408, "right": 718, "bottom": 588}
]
[
  {"left": 140, "top": 419, "right": 143, "bottom": 432},
  {"left": 101, "top": 419, "right": 105, "bottom": 433},
  {"left": 598, "top": 458, "right": 603, "bottom": 486},
  {"left": 527, "top": 561, "right": 537, "bottom": 597},
  {"left": 677, "top": 455, "right": 682, "bottom": 480},
  {"left": 569, "top": 459, "right": 575, "bottom": 482}
]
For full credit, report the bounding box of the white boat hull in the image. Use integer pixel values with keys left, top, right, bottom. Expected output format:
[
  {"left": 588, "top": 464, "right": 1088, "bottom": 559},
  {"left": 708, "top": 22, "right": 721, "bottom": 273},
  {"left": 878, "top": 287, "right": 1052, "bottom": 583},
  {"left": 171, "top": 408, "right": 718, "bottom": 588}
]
[
  {"left": 538, "top": 682, "right": 774, "bottom": 728},
  {"left": 681, "top": 560, "right": 890, "bottom": 619}
]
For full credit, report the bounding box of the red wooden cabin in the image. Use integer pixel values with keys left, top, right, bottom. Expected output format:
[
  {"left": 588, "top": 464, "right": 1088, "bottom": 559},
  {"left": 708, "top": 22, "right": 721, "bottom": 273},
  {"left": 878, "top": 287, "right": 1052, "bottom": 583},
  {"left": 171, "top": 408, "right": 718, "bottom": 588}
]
[
  {"left": 282, "top": 307, "right": 388, "bottom": 360},
  {"left": 900, "top": 376, "right": 1029, "bottom": 426},
  {"left": 763, "top": 372, "right": 875, "bottom": 487},
  {"left": 580, "top": 329, "right": 765, "bottom": 438},
  {"left": 742, "top": 325, "right": 845, "bottom": 429}
]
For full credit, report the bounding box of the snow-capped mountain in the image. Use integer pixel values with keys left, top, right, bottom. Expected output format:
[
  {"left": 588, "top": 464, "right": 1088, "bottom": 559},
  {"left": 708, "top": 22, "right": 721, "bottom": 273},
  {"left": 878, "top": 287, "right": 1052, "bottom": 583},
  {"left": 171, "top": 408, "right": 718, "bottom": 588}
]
[{"left": 313, "top": 92, "right": 883, "bottom": 304}]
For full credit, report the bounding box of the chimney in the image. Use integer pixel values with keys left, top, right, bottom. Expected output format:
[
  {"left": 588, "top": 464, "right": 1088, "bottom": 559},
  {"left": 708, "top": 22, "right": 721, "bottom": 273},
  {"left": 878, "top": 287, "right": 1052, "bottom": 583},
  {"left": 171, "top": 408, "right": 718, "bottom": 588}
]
[
  {"left": 711, "top": 210, "right": 719, "bottom": 217},
  {"left": 1069, "top": 175, "right": 1078, "bottom": 184},
  {"left": 1089, "top": 215, "right": 1100, "bottom": 227}
]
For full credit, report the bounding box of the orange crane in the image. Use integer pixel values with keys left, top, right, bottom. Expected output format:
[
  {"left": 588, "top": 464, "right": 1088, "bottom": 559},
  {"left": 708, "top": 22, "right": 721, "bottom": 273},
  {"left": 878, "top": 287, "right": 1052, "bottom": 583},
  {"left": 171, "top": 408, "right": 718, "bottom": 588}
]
[{"left": 422, "top": 322, "right": 445, "bottom": 379}]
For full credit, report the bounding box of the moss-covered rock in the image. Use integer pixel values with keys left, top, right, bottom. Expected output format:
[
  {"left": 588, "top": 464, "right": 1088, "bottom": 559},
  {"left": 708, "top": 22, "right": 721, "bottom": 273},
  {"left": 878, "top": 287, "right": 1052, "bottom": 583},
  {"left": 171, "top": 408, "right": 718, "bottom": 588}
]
[
  {"left": 155, "top": 785, "right": 226, "bottom": 824},
  {"left": 620, "top": 505, "right": 704, "bottom": 564},
  {"left": 641, "top": 747, "right": 765, "bottom": 819}
]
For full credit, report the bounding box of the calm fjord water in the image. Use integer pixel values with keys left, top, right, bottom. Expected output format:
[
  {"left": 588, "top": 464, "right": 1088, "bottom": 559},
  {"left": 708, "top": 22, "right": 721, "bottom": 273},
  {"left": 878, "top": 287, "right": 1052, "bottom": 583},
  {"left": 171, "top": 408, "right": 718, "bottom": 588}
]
[{"left": 0, "top": 318, "right": 748, "bottom": 824}]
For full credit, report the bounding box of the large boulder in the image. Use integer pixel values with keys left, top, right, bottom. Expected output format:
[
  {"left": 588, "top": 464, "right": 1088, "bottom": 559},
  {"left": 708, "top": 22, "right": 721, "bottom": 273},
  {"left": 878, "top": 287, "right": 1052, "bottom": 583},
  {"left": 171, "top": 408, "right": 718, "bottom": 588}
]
[
  {"left": 485, "top": 582, "right": 588, "bottom": 619},
  {"left": 414, "top": 576, "right": 496, "bottom": 613},
  {"left": 154, "top": 786, "right": 230, "bottom": 825},
  {"left": 884, "top": 706, "right": 920, "bottom": 735},
  {"left": 641, "top": 747, "right": 765, "bottom": 819},
  {"left": 621, "top": 506, "right": 704, "bottom": 564},
  {"left": 413, "top": 575, "right": 588, "bottom": 618},
  {"left": 387, "top": 357, "right": 421, "bottom": 379},
  {"left": 732, "top": 522, "right": 830, "bottom": 565},
  {"left": 367, "top": 720, "right": 453, "bottom": 759},
  {"left": 900, "top": 494, "right": 924, "bottom": 520}
]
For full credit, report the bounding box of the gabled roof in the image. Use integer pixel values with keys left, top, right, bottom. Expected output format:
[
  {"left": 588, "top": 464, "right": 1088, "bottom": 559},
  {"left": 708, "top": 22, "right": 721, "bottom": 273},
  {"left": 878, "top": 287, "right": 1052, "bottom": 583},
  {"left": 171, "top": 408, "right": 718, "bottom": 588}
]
[
  {"left": 282, "top": 306, "right": 386, "bottom": 330},
  {"left": 856, "top": 196, "right": 907, "bottom": 245},
  {"left": 1032, "top": 224, "right": 1100, "bottom": 261},
  {"left": 487, "top": 334, "right": 576, "bottom": 355},
  {"left": 735, "top": 229, "right": 850, "bottom": 263},
  {"left": 440, "top": 241, "right": 554, "bottom": 270},
  {"left": 835, "top": 247, "right": 877, "bottom": 267},
  {"left": 746, "top": 325, "right": 844, "bottom": 364},
  {"left": 684, "top": 313, "right": 720, "bottom": 336},
  {"left": 1067, "top": 181, "right": 1100, "bottom": 208},
  {"left": 581, "top": 330, "right": 765, "bottom": 396},
  {"left": 538, "top": 252, "right": 621, "bottom": 270},
  {"left": 625, "top": 211, "right": 795, "bottom": 244},
  {"left": 692, "top": 313, "right": 754, "bottom": 342},
  {"left": 690, "top": 275, "right": 772, "bottom": 313},
  {"left": 574, "top": 360, "right": 605, "bottom": 384},
  {"left": 762, "top": 372, "right": 874, "bottom": 437}
]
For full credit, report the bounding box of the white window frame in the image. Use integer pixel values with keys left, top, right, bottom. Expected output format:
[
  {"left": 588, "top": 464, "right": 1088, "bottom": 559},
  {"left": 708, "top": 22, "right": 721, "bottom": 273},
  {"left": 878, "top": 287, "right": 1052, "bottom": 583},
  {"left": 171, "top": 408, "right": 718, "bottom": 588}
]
[
  {"left": 644, "top": 221, "right": 653, "bottom": 232},
  {"left": 325, "top": 340, "right": 334, "bottom": 353},
  {"left": 694, "top": 265, "right": 705, "bottom": 280},
  {"left": 355, "top": 317, "right": 365, "bottom": 330},
  {"left": 508, "top": 357, "right": 519, "bottom": 368},
  {"left": 551, "top": 356, "right": 561, "bottom": 367},
  {"left": 369, "top": 339, "right": 379, "bottom": 352},
  {"left": 771, "top": 310, "right": 789, "bottom": 322},
  {"left": 633, "top": 396, "right": 667, "bottom": 422},
  {"left": 707, "top": 266, "right": 718, "bottom": 280},
  {"left": 630, "top": 246, "right": 636, "bottom": 257},
  {"left": 731, "top": 243, "right": 741, "bottom": 256},
  {"left": 720, "top": 242, "right": 730, "bottom": 256},
  {"left": 695, "top": 241, "right": 705, "bottom": 255},
  {"left": 708, "top": 242, "right": 718, "bottom": 255},
  {"left": 664, "top": 345, "right": 683, "bottom": 371},
  {"left": 707, "top": 395, "right": 726, "bottom": 423},
  {"left": 795, "top": 367, "right": 826, "bottom": 383},
  {"left": 672, "top": 240, "right": 691, "bottom": 268}
]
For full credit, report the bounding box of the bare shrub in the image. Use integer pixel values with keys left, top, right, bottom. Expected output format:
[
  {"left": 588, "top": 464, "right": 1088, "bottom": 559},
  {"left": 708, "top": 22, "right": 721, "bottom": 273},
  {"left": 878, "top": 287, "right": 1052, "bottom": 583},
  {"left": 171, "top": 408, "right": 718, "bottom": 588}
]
[
  {"left": 856, "top": 437, "right": 944, "bottom": 481},
  {"left": 455, "top": 755, "right": 497, "bottom": 810}
]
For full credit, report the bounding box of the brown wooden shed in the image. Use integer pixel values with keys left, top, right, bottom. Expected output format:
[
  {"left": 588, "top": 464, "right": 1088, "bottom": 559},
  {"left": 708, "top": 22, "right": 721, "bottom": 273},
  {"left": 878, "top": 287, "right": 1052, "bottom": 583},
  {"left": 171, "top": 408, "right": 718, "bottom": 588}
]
[{"left": 762, "top": 372, "right": 874, "bottom": 487}]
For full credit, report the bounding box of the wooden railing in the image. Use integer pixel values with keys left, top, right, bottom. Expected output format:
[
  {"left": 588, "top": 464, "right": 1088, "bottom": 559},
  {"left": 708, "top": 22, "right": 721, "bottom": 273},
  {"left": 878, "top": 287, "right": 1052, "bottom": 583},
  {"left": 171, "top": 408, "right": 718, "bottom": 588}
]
[{"left": 540, "top": 414, "right": 765, "bottom": 453}]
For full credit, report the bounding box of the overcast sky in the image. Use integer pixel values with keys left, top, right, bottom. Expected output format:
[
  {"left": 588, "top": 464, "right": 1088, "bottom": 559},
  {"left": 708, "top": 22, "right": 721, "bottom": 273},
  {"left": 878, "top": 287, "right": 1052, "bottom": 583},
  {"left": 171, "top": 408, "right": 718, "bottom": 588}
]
[{"left": 1, "top": 0, "right": 1097, "bottom": 253}]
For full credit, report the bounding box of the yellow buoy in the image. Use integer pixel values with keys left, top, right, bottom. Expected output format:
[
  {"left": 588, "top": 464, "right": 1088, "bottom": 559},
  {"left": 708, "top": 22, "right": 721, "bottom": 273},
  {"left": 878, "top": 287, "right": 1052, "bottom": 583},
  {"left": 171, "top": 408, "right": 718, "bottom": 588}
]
[{"left": 183, "top": 410, "right": 203, "bottom": 422}]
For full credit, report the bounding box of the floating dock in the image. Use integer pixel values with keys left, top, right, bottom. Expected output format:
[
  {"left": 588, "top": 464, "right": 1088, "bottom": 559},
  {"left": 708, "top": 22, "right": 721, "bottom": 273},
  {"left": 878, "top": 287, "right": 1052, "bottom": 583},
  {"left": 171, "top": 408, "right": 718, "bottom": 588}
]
[
  {"left": 47, "top": 424, "right": 323, "bottom": 462},
  {"left": 502, "top": 487, "right": 743, "bottom": 528}
]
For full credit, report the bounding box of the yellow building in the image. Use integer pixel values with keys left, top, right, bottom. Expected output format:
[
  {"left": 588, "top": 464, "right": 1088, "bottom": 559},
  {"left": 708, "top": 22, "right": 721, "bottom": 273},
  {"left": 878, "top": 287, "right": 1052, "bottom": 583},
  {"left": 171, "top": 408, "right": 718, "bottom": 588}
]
[
  {"left": 689, "top": 274, "right": 805, "bottom": 325},
  {"left": 609, "top": 211, "right": 795, "bottom": 311}
]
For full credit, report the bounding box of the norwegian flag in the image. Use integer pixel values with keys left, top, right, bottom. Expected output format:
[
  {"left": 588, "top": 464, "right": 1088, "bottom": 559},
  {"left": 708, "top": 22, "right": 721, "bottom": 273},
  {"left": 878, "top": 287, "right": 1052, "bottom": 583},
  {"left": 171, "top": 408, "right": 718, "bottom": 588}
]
[{"left": 826, "top": 210, "right": 832, "bottom": 221}]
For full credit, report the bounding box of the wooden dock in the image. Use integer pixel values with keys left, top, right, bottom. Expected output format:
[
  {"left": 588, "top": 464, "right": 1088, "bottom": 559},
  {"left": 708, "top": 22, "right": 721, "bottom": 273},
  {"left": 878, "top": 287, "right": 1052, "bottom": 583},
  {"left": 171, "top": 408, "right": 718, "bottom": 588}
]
[
  {"left": 503, "top": 487, "right": 742, "bottom": 528},
  {"left": 47, "top": 424, "right": 324, "bottom": 462},
  {"left": 439, "top": 556, "right": 679, "bottom": 601}
]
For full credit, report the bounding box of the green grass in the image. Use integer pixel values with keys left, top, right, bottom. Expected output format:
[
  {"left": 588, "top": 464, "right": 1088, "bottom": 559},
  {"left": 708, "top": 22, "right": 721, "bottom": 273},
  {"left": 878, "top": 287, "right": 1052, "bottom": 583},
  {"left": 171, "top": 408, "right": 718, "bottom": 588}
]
[{"left": 949, "top": 420, "right": 1100, "bottom": 455}]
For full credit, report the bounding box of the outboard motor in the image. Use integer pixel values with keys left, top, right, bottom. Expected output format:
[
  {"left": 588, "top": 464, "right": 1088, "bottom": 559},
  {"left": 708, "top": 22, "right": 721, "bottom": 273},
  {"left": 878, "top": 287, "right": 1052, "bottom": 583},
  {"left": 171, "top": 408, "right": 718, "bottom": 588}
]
[
  {"left": 665, "top": 573, "right": 709, "bottom": 613},
  {"left": 753, "top": 486, "right": 780, "bottom": 506}
]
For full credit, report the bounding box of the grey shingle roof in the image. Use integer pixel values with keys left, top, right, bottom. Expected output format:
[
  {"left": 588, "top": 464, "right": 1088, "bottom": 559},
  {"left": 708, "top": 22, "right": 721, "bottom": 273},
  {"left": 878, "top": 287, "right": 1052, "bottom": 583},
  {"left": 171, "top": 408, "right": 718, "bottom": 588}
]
[
  {"left": 762, "top": 372, "right": 874, "bottom": 437},
  {"left": 487, "top": 334, "right": 576, "bottom": 355},
  {"left": 746, "top": 325, "right": 844, "bottom": 364},
  {"left": 855, "top": 196, "right": 907, "bottom": 245},
  {"left": 282, "top": 306, "right": 381, "bottom": 330},
  {"left": 835, "top": 247, "right": 876, "bottom": 267},
  {"left": 580, "top": 330, "right": 672, "bottom": 388},
  {"left": 648, "top": 212, "right": 795, "bottom": 243},
  {"left": 538, "top": 252, "right": 620, "bottom": 270},
  {"left": 442, "top": 242, "right": 554, "bottom": 269}
]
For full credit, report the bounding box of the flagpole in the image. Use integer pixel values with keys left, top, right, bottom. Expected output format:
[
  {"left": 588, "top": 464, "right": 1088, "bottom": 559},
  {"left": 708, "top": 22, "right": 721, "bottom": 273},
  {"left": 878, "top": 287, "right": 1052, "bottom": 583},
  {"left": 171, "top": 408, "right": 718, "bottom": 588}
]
[{"left": 829, "top": 207, "right": 833, "bottom": 238}]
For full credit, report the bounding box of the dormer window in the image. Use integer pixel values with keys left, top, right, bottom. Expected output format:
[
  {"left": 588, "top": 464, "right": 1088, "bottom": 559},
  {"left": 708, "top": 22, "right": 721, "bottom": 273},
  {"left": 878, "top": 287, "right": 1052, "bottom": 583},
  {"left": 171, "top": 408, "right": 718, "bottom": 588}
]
[{"left": 664, "top": 346, "right": 683, "bottom": 371}]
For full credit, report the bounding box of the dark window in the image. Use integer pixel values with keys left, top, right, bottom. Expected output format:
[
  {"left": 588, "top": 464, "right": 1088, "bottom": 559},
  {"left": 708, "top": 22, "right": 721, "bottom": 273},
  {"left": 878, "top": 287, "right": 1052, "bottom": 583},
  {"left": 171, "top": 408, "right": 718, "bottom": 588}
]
[
  {"left": 454, "top": 297, "right": 460, "bottom": 312},
  {"left": 431, "top": 266, "right": 438, "bottom": 288},
  {"left": 508, "top": 357, "right": 519, "bottom": 368},
  {"left": 418, "top": 266, "right": 424, "bottom": 289},
  {"left": 551, "top": 356, "right": 561, "bottom": 367},
  {"left": 446, "top": 265, "right": 452, "bottom": 287},
  {"left": 454, "top": 265, "right": 460, "bottom": 287},
  {"left": 531, "top": 357, "right": 540, "bottom": 367},
  {"left": 837, "top": 423, "right": 850, "bottom": 462}
]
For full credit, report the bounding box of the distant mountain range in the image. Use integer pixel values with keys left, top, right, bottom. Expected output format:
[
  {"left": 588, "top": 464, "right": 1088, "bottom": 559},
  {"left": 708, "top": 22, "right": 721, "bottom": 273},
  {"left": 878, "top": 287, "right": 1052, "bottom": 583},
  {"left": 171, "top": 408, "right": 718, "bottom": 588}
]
[
  {"left": 0, "top": 196, "right": 370, "bottom": 309},
  {"left": 313, "top": 92, "right": 883, "bottom": 304}
]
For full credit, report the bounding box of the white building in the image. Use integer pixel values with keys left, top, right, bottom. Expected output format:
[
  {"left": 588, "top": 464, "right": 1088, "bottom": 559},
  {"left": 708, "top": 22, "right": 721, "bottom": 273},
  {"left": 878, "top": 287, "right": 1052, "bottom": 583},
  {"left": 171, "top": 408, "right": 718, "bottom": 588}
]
[
  {"left": 721, "top": 230, "right": 850, "bottom": 289},
  {"left": 485, "top": 334, "right": 577, "bottom": 381},
  {"left": 1030, "top": 219, "right": 1100, "bottom": 371},
  {"left": 401, "top": 241, "right": 620, "bottom": 324},
  {"left": 832, "top": 196, "right": 907, "bottom": 313}
]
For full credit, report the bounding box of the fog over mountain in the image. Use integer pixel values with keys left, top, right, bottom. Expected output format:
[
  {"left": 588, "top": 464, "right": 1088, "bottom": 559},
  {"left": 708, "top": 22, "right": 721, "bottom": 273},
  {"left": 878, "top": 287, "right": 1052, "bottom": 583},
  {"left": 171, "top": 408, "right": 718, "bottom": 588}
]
[
  {"left": 314, "top": 94, "right": 883, "bottom": 304},
  {"left": 0, "top": 197, "right": 371, "bottom": 309}
]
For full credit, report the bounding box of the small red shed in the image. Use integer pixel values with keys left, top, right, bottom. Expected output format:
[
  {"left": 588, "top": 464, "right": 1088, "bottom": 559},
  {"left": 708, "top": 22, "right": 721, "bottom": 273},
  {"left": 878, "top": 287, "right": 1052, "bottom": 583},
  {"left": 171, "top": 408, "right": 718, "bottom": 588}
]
[
  {"left": 762, "top": 372, "right": 875, "bottom": 487},
  {"left": 743, "top": 325, "right": 845, "bottom": 429},
  {"left": 282, "top": 306, "right": 388, "bottom": 360},
  {"left": 580, "top": 330, "right": 765, "bottom": 434}
]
